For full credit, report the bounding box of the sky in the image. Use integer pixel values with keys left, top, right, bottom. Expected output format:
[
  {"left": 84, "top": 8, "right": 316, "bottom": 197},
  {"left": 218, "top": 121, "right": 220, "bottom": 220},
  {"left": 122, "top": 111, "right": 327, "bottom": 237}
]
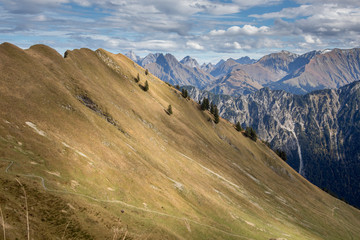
[{"left": 1, "top": 0, "right": 360, "bottom": 64}]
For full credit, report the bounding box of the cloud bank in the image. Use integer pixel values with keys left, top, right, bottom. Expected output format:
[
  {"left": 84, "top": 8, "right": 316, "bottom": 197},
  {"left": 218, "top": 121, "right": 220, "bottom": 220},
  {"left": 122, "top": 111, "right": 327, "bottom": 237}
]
[{"left": 0, "top": 0, "right": 359, "bottom": 62}]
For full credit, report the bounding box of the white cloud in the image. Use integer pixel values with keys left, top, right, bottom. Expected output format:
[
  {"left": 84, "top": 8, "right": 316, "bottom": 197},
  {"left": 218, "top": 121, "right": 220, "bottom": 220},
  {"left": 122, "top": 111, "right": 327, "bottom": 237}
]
[
  {"left": 251, "top": 4, "right": 312, "bottom": 19},
  {"left": 134, "top": 40, "right": 179, "bottom": 51},
  {"left": 0, "top": 0, "right": 69, "bottom": 13},
  {"left": 2, "top": 0, "right": 360, "bottom": 61},
  {"left": 224, "top": 41, "right": 243, "bottom": 50},
  {"left": 210, "top": 25, "right": 270, "bottom": 36},
  {"left": 73, "top": 0, "right": 91, "bottom": 7},
  {"left": 233, "top": 0, "right": 283, "bottom": 9},
  {"left": 186, "top": 41, "right": 204, "bottom": 50}
]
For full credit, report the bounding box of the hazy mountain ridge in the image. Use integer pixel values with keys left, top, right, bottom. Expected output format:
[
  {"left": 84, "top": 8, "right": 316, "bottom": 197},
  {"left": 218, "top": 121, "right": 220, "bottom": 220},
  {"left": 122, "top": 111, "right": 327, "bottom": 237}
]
[
  {"left": 268, "top": 48, "right": 360, "bottom": 94},
  {"left": 185, "top": 82, "right": 360, "bottom": 208},
  {"left": 129, "top": 48, "right": 360, "bottom": 96},
  {"left": 125, "top": 51, "right": 214, "bottom": 88}
]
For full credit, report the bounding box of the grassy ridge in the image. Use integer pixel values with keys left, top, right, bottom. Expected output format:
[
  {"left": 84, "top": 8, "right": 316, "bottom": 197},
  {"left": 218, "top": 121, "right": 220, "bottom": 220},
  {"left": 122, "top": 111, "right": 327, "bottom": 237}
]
[{"left": 0, "top": 42, "right": 359, "bottom": 239}]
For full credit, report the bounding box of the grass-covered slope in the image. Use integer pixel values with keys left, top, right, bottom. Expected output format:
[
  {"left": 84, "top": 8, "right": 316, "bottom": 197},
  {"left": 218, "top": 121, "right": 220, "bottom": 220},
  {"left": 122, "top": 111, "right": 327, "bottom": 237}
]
[{"left": 0, "top": 42, "right": 359, "bottom": 239}]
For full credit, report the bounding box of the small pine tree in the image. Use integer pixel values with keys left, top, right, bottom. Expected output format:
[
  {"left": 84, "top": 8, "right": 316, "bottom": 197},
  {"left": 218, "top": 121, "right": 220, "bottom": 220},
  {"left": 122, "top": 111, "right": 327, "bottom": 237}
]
[
  {"left": 275, "top": 149, "right": 287, "bottom": 161},
  {"left": 214, "top": 106, "right": 220, "bottom": 124},
  {"left": 144, "top": 80, "right": 149, "bottom": 91},
  {"left": 167, "top": 104, "right": 173, "bottom": 115},
  {"left": 200, "top": 98, "right": 209, "bottom": 111},
  {"left": 210, "top": 103, "right": 215, "bottom": 114},
  {"left": 182, "top": 89, "right": 188, "bottom": 98},
  {"left": 235, "top": 122, "right": 242, "bottom": 132},
  {"left": 175, "top": 85, "right": 180, "bottom": 90},
  {"left": 135, "top": 73, "right": 140, "bottom": 83},
  {"left": 145, "top": 69, "right": 149, "bottom": 75}
]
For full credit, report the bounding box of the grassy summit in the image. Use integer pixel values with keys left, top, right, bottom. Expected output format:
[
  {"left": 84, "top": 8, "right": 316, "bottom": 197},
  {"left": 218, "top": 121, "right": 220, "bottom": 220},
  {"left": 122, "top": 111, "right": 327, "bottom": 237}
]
[{"left": 0, "top": 42, "right": 359, "bottom": 239}]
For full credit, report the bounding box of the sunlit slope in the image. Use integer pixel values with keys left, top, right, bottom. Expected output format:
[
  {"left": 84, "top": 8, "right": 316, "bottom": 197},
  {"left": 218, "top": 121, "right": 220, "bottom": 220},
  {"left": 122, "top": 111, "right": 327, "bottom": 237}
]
[{"left": 0, "top": 42, "right": 359, "bottom": 239}]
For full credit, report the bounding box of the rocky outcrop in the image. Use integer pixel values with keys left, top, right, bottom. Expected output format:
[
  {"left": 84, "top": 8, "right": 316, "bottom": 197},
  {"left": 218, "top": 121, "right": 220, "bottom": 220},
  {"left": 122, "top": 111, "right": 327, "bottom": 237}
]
[{"left": 185, "top": 81, "right": 360, "bottom": 207}]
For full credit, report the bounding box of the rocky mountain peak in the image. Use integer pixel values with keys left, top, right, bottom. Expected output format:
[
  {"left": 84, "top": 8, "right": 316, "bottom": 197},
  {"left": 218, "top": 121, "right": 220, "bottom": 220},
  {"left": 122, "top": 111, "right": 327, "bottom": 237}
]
[
  {"left": 180, "top": 56, "right": 200, "bottom": 69},
  {"left": 125, "top": 50, "right": 140, "bottom": 63},
  {"left": 234, "top": 56, "right": 257, "bottom": 65},
  {"left": 140, "top": 52, "right": 161, "bottom": 66},
  {"left": 258, "top": 50, "right": 299, "bottom": 72},
  {"left": 201, "top": 62, "right": 214, "bottom": 73}
]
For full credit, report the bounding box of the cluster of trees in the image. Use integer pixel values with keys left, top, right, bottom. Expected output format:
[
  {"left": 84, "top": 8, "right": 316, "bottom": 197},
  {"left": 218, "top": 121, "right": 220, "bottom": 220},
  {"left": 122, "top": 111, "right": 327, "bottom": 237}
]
[
  {"left": 182, "top": 89, "right": 189, "bottom": 98},
  {"left": 263, "top": 140, "right": 288, "bottom": 162},
  {"left": 235, "top": 122, "right": 243, "bottom": 132},
  {"left": 275, "top": 149, "right": 287, "bottom": 162},
  {"left": 134, "top": 73, "right": 149, "bottom": 91},
  {"left": 200, "top": 97, "right": 219, "bottom": 124},
  {"left": 234, "top": 121, "right": 257, "bottom": 142},
  {"left": 244, "top": 127, "right": 257, "bottom": 142}
]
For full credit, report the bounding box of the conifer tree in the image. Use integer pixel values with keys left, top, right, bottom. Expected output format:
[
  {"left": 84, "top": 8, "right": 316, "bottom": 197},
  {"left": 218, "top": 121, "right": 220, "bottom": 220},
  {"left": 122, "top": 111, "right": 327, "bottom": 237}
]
[
  {"left": 135, "top": 73, "right": 140, "bottom": 83},
  {"left": 144, "top": 80, "right": 149, "bottom": 91},
  {"left": 145, "top": 69, "right": 149, "bottom": 75},
  {"left": 214, "top": 105, "right": 220, "bottom": 124},
  {"left": 182, "top": 89, "right": 188, "bottom": 98},
  {"left": 275, "top": 149, "right": 287, "bottom": 161},
  {"left": 210, "top": 102, "right": 215, "bottom": 114},
  {"left": 244, "top": 127, "right": 257, "bottom": 141},
  {"left": 235, "top": 122, "right": 242, "bottom": 132},
  {"left": 167, "top": 104, "right": 173, "bottom": 115},
  {"left": 201, "top": 98, "right": 209, "bottom": 111}
]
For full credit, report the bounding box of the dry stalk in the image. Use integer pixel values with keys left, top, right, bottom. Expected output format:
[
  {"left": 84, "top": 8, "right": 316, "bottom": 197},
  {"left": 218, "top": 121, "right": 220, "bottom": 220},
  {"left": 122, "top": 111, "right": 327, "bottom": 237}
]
[
  {"left": 0, "top": 206, "right": 5, "bottom": 240},
  {"left": 15, "top": 178, "right": 30, "bottom": 240},
  {"left": 61, "top": 221, "right": 71, "bottom": 240},
  {"left": 122, "top": 230, "right": 128, "bottom": 240}
]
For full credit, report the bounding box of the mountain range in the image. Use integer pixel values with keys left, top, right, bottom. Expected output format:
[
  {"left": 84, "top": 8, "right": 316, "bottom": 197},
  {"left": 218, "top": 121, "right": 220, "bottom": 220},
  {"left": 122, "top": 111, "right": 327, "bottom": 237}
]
[
  {"left": 126, "top": 48, "right": 360, "bottom": 95},
  {"left": 1, "top": 42, "right": 360, "bottom": 239},
  {"left": 185, "top": 82, "right": 360, "bottom": 208}
]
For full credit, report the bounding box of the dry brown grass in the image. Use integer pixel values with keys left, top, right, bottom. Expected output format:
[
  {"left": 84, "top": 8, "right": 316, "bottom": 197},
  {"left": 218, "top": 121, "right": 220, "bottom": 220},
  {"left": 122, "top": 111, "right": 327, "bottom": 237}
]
[{"left": 15, "top": 178, "right": 30, "bottom": 240}]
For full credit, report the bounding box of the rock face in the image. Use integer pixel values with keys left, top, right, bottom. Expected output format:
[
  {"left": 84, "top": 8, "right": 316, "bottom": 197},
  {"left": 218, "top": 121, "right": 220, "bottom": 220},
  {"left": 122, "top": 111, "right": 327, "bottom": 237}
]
[
  {"left": 186, "top": 81, "right": 360, "bottom": 208},
  {"left": 205, "top": 69, "right": 262, "bottom": 96}
]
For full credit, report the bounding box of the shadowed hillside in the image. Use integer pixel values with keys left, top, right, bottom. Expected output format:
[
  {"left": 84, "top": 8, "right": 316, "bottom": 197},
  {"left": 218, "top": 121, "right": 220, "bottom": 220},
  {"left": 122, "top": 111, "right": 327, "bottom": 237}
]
[{"left": 0, "top": 42, "right": 360, "bottom": 239}]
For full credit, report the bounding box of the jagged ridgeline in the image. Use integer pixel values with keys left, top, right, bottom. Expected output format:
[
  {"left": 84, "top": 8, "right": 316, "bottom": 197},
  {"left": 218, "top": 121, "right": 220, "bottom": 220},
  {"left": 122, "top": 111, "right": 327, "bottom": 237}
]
[{"left": 0, "top": 42, "right": 360, "bottom": 239}]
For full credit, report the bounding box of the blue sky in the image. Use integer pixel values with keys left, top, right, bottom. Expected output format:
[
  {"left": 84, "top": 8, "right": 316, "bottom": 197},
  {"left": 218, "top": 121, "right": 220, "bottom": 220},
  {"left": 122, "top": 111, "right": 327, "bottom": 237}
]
[{"left": 1, "top": 0, "right": 360, "bottom": 64}]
